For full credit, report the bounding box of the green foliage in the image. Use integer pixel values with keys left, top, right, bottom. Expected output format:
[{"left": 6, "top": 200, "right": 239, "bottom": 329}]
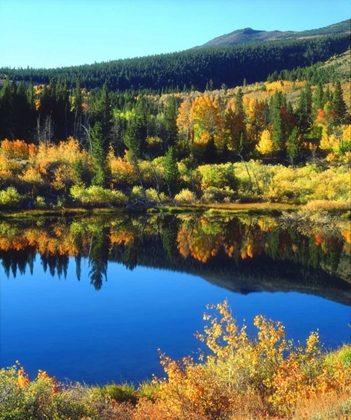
[
  {"left": 286, "top": 126, "right": 301, "bottom": 164},
  {"left": 2, "top": 33, "right": 349, "bottom": 93},
  {"left": 123, "top": 116, "right": 147, "bottom": 160},
  {"left": 90, "top": 121, "right": 110, "bottom": 187},
  {"left": 92, "top": 383, "right": 138, "bottom": 405},
  {"left": 0, "top": 365, "right": 91, "bottom": 420},
  {"left": 0, "top": 187, "right": 21, "bottom": 209},
  {"left": 34, "top": 196, "right": 47, "bottom": 209},
  {"left": 174, "top": 188, "right": 196, "bottom": 204},
  {"left": 332, "top": 80, "right": 347, "bottom": 125},
  {"left": 70, "top": 185, "right": 127, "bottom": 207},
  {"left": 197, "top": 163, "right": 237, "bottom": 190},
  {"left": 164, "top": 146, "right": 180, "bottom": 198}
]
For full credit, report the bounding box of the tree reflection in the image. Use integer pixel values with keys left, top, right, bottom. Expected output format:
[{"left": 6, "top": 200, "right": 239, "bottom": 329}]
[
  {"left": 88, "top": 226, "right": 110, "bottom": 290},
  {"left": 0, "top": 214, "right": 349, "bottom": 304}
]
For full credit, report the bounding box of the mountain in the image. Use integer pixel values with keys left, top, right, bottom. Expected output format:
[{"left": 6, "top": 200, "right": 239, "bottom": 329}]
[
  {"left": 0, "top": 20, "right": 350, "bottom": 93},
  {"left": 197, "top": 19, "right": 351, "bottom": 48}
]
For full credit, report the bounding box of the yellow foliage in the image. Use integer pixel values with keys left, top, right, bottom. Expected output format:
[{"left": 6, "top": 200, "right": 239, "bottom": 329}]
[
  {"left": 109, "top": 155, "right": 138, "bottom": 185},
  {"left": 256, "top": 129, "right": 274, "bottom": 155},
  {"left": 0, "top": 139, "right": 36, "bottom": 160}
]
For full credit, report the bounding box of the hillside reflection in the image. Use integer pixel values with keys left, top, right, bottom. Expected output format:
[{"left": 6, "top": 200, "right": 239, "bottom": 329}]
[{"left": 0, "top": 213, "right": 350, "bottom": 304}]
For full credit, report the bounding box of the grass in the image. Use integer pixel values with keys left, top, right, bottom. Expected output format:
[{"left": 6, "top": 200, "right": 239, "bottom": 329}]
[{"left": 304, "top": 199, "right": 351, "bottom": 213}]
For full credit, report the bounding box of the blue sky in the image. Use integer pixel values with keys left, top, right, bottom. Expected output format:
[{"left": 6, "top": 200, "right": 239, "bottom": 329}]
[{"left": 1, "top": 0, "right": 350, "bottom": 69}]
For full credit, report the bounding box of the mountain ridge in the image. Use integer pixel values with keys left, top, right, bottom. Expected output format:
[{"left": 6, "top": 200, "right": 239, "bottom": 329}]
[{"left": 196, "top": 19, "right": 351, "bottom": 48}]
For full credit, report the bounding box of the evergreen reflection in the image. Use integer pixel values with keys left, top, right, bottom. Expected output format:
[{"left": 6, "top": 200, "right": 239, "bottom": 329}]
[
  {"left": 88, "top": 226, "right": 110, "bottom": 290},
  {"left": 0, "top": 214, "right": 349, "bottom": 304}
]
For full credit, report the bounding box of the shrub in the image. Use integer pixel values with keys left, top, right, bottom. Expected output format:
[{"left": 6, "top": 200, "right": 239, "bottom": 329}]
[
  {"left": 70, "top": 185, "right": 128, "bottom": 207},
  {"left": 1, "top": 304, "right": 350, "bottom": 419},
  {"left": 0, "top": 139, "right": 36, "bottom": 160},
  {"left": 174, "top": 189, "right": 196, "bottom": 204},
  {"left": 0, "top": 187, "right": 22, "bottom": 209},
  {"left": 200, "top": 186, "right": 236, "bottom": 203},
  {"left": 34, "top": 196, "right": 47, "bottom": 209},
  {"left": 135, "top": 301, "right": 351, "bottom": 419},
  {"left": 145, "top": 188, "right": 165, "bottom": 203},
  {"left": 197, "top": 163, "right": 237, "bottom": 190}
]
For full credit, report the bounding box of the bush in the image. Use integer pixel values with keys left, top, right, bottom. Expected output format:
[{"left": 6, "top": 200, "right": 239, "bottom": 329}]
[
  {"left": 0, "top": 187, "right": 22, "bottom": 209},
  {"left": 174, "top": 189, "right": 196, "bottom": 204},
  {"left": 70, "top": 185, "right": 128, "bottom": 207},
  {"left": 0, "top": 365, "right": 90, "bottom": 420},
  {"left": 200, "top": 186, "right": 236, "bottom": 203},
  {"left": 197, "top": 163, "right": 237, "bottom": 190},
  {"left": 1, "top": 304, "right": 350, "bottom": 420},
  {"left": 145, "top": 188, "right": 166, "bottom": 203},
  {"left": 34, "top": 196, "right": 47, "bottom": 209}
]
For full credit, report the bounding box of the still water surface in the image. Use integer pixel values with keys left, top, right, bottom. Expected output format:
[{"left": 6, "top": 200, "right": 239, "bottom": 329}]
[{"left": 0, "top": 214, "right": 350, "bottom": 385}]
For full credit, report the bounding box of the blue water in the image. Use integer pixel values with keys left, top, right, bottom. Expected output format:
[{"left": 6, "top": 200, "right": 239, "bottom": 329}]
[{"left": 1, "top": 256, "right": 350, "bottom": 385}]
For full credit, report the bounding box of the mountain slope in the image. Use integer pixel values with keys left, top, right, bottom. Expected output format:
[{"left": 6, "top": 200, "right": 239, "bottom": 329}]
[
  {"left": 197, "top": 19, "right": 351, "bottom": 48},
  {"left": 1, "top": 33, "right": 349, "bottom": 93}
]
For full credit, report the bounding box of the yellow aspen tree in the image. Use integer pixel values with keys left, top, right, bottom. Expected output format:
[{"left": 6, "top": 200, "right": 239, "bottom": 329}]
[{"left": 256, "top": 129, "right": 275, "bottom": 156}]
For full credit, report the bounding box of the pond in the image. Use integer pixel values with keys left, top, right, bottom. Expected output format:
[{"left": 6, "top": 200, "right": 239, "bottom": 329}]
[{"left": 0, "top": 213, "right": 350, "bottom": 385}]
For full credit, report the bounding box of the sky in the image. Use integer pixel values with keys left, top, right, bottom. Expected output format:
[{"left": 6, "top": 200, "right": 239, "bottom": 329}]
[{"left": 1, "top": 0, "right": 350, "bottom": 69}]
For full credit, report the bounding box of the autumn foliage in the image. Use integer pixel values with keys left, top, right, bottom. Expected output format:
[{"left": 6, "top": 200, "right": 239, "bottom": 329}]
[{"left": 1, "top": 302, "right": 350, "bottom": 419}]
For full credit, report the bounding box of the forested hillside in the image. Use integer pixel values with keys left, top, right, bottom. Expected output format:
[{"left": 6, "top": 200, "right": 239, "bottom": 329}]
[
  {"left": 0, "top": 54, "right": 349, "bottom": 210},
  {"left": 0, "top": 33, "right": 350, "bottom": 92}
]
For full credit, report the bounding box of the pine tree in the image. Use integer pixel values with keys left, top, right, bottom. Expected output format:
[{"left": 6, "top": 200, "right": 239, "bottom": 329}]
[
  {"left": 90, "top": 121, "right": 110, "bottom": 187},
  {"left": 235, "top": 88, "right": 244, "bottom": 117},
  {"left": 13, "top": 81, "right": 33, "bottom": 141},
  {"left": 332, "top": 81, "right": 347, "bottom": 125},
  {"left": 124, "top": 116, "right": 146, "bottom": 161},
  {"left": 98, "top": 81, "right": 112, "bottom": 137},
  {"left": 296, "top": 83, "right": 313, "bottom": 135},
  {"left": 73, "top": 76, "right": 84, "bottom": 139},
  {"left": 313, "top": 81, "right": 325, "bottom": 117},
  {"left": 271, "top": 111, "right": 285, "bottom": 153},
  {"left": 164, "top": 96, "right": 179, "bottom": 149},
  {"left": 164, "top": 146, "right": 180, "bottom": 198},
  {"left": 0, "top": 77, "right": 14, "bottom": 139},
  {"left": 286, "top": 127, "right": 300, "bottom": 166}
]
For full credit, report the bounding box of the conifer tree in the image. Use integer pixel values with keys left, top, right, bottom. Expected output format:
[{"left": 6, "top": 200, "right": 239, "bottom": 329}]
[
  {"left": 73, "top": 76, "right": 84, "bottom": 139},
  {"left": 164, "top": 146, "right": 180, "bottom": 198},
  {"left": 313, "top": 81, "right": 325, "bottom": 117},
  {"left": 235, "top": 88, "right": 244, "bottom": 117},
  {"left": 124, "top": 116, "right": 146, "bottom": 160},
  {"left": 271, "top": 111, "right": 285, "bottom": 153},
  {"left": 296, "top": 83, "right": 313, "bottom": 135},
  {"left": 286, "top": 127, "right": 301, "bottom": 166},
  {"left": 164, "top": 96, "right": 179, "bottom": 150},
  {"left": 98, "top": 81, "right": 112, "bottom": 137},
  {"left": 13, "top": 81, "right": 33, "bottom": 141},
  {"left": 332, "top": 81, "right": 347, "bottom": 125},
  {"left": 90, "top": 121, "right": 110, "bottom": 187},
  {"left": 0, "top": 77, "right": 14, "bottom": 139}
]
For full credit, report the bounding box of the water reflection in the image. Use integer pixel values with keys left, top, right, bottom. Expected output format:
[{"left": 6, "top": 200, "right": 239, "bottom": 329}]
[{"left": 0, "top": 213, "right": 350, "bottom": 305}]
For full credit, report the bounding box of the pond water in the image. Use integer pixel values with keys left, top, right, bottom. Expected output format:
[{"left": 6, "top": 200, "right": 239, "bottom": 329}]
[{"left": 0, "top": 213, "right": 350, "bottom": 385}]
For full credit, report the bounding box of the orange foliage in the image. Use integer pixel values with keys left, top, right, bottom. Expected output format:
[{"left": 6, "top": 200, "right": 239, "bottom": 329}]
[
  {"left": 176, "top": 99, "right": 193, "bottom": 140},
  {"left": 1, "top": 139, "right": 37, "bottom": 160},
  {"left": 110, "top": 230, "right": 135, "bottom": 246},
  {"left": 315, "top": 234, "right": 323, "bottom": 246}
]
